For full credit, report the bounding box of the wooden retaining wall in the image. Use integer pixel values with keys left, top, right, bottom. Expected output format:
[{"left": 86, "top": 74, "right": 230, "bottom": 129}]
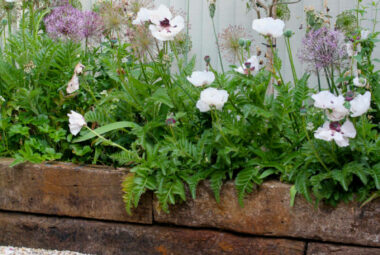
[{"left": 0, "top": 159, "right": 379, "bottom": 254}]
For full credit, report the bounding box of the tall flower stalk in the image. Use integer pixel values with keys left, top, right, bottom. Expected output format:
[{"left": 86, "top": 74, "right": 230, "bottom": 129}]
[{"left": 208, "top": 1, "right": 225, "bottom": 73}]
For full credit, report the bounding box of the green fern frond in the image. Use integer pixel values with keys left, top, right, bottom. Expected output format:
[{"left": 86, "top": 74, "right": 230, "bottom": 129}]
[{"left": 122, "top": 173, "right": 135, "bottom": 215}]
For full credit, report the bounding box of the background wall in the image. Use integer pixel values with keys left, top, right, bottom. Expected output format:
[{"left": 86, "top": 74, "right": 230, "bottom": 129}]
[{"left": 81, "top": 0, "right": 380, "bottom": 82}]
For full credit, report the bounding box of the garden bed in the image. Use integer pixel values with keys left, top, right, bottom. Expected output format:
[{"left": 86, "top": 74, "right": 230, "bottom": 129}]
[{"left": 0, "top": 159, "right": 379, "bottom": 254}]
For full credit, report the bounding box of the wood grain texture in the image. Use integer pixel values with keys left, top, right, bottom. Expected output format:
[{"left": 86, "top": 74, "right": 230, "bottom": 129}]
[{"left": 0, "top": 159, "right": 152, "bottom": 224}]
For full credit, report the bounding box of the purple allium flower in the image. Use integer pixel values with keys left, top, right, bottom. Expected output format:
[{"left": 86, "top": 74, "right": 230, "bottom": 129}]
[
  {"left": 298, "top": 27, "right": 347, "bottom": 71},
  {"left": 44, "top": 4, "right": 85, "bottom": 41},
  {"left": 82, "top": 11, "right": 104, "bottom": 40}
]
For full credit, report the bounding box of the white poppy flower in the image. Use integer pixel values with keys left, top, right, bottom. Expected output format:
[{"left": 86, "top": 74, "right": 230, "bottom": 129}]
[
  {"left": 361, "top": 30, "right": 370, "bottom": 40},
  {"left": 314, "top": 120, "right": 356, "bottom": 147},
  {"left": 252, "top": 17, "right": 285, "bottom": 38},
  {"left": 149, "top": 17, "right": 184, "bottom": 41},
  {"left": 74, "top": 63, "right": 85, "bottom": 75},
  {"left": 196, "top": 88, "right": 229, "bottom": 112},
  {"left": 312, "top": 91, "right": 349, "bottom": 121},
  {"left": 187, "top": 71, "right": 215, "bottom": 87},
  {"left": 134, "top": 5, "right": 184, "bottom": 41},
  {"left": 66, "top": 74, "right": 79, "bottom": 94},
  {"left": 353, "top": 76, "right": 367, "bottom": 87},
  {"left": 133, "top": 5, "right": 184, "bottom": 41},
  {"left": 0, "top": 96, "right": 5, "bottom": 102},
  {"left": 235, "top": 56, "right": 260, "bottom": 75},
  {"left": 350, "top": 91, "right": 371, "bottom": 117},
  {"left": 67, "top": 110, "right": 86, "bottom": 136}
]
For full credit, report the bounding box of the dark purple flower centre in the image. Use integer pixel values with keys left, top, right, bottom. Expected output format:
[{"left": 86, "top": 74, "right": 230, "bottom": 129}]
[
  {"left": 345, "top": 91, "right": 354, "bottom": 101},
  {"left": 329, "top": 121, "right": 341, "bottom": 132},
  {"left": 166, "top": 118, "right": 176, "bottom": 125},
  {"left": 160, "top": 18, "right": 171, "bottom": 28}
]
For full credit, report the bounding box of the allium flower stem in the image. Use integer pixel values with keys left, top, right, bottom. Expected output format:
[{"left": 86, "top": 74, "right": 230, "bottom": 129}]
[
  {"left": 316, "top": 69, "right": 322, "bottom": 92},
  {"left": 211, "top": 17, "right": 225, "bottom": 73},
  {"left": 323, "top": 67, "right": 333, "bottom": 93}
]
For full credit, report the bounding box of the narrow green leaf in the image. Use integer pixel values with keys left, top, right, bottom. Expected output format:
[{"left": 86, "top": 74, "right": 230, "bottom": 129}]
[
  {"left": 73, "top": 121, "right": 139, "bottom": 143},
  {"left": 290, "top": 185, "right": 297, "bottom": 207}
]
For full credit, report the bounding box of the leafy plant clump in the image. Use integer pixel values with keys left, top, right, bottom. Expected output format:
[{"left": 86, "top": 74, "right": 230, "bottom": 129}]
[{"left": 0, "top": 0, "right": 379, "bottom": 213}]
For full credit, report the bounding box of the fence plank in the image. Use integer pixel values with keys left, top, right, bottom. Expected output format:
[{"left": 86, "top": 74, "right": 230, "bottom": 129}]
[{"left": 81, "top": 0, "right": 379, "bottom": 74}]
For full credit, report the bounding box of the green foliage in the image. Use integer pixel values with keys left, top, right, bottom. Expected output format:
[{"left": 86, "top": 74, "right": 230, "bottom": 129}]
[
  {"left": 336, "top": 10, "right": 357, "bottom": 35},
  {"left": 0, "top": 0, "right": 379, "bottom": 216}
]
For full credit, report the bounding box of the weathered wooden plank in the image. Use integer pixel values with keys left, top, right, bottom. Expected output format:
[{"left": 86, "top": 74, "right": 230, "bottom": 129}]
[
  {"left": 307, "top": 243, "right": 380, "bottom": 255},
  {"left": 0, "top": 159, "right": 152, "bottom": 224},
  {"left": 154, "top": 181, "right": 380, "bottom": 247},
  {"left": 0, "top": 211, "right": 306, "bottom": 255}
]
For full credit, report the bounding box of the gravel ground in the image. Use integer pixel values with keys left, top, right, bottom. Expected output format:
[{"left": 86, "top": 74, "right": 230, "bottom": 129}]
[{"left": 0, "top": 246, "right": 93, "bottom": 255}]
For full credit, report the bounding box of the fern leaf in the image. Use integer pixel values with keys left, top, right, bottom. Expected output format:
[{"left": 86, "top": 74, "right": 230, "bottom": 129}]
[
  {"left": 235, "top": 167, "right": 262, "bottom": 207},
  {"left": 210, "top": 170, "right": 226, "bottom": 203},
  {"left": 122, "top": 173, "right": 135, "bottom": 215}
]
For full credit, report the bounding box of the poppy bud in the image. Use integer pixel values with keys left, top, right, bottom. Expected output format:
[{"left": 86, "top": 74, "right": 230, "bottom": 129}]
[
  {"left": 238, "top": 38, "right": 245, "bottom": 47},
  {"left": 284, "top": 30, "right": 293, "bottom": 38},
  {"left": 209, "top": 4, "right": 216, "bottom": 18},
  {"left": 204, "top": 55, "right": 211, "bottom": 64}
]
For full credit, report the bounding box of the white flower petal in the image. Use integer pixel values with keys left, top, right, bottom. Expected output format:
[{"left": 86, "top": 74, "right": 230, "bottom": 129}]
[
  {"left": 350, "top": 91, "right": 371, "bottom": 117},
  {"left": 67, "top": 110, "right": 86, "bottom": 136},
  {"left": 333, "top": 132, "right": 350, "bottom": 147},
  {"left": 341, "top": 120, "right": 356, "bottom": 139},
  {"left": 314, "top": 122, "right": 334, "bottom": 142},
  {"left": 326, "top": 105, "right": 349, "bottom": 121},
  {"left": 132, "top": 8, "right": 150, "bottom": 25},
  {"left": 312, "top": 91, "right": 340, "bottom": 109},
  {"left": 149, "top": 5, "right": 172, "bottom": 25},
  {"left": 196, "top": 100, "right": 211, "bottom": 112},
  {"left": 66, "top": 75, "right": 79, "bottom": 94},
  {"left": 170, "top": 16, "right": 185, "bottom": 34},
  {"left": 252, "top": 17, "right": 285, "bottom": 38},
  {"left": 187, "top": 71, "right": 215, "bottom": 87},
  {"left": 196, "top": 88, "right": 229, "bottom": 112}
]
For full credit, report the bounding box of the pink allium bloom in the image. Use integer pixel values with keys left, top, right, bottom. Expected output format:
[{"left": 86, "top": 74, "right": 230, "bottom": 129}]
[
  {"left": 44, "top": 4, "right": 85, "bottom": 41},
  {"left": 82, "top": 11, "right": 104, "bottom": 40},
  {"left": 299, "top": 27, "right": 347, "bottom": 71}
]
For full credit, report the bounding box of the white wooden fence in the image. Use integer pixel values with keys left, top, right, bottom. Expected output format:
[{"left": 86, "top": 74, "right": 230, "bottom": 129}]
[{"left": 81, "top": 0, "right": 380, "bottom": 79}]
